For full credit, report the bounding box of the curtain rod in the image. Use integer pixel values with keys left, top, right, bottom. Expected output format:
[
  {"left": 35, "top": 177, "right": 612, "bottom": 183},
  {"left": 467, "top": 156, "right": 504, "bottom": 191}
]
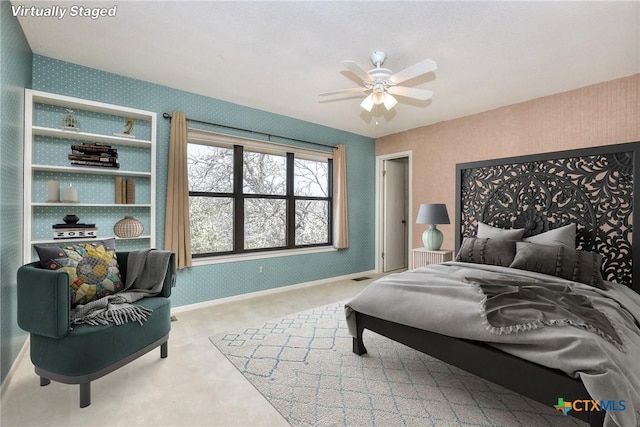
[{"left": 162, "top": 113, "right": 337, "bottom": 150}]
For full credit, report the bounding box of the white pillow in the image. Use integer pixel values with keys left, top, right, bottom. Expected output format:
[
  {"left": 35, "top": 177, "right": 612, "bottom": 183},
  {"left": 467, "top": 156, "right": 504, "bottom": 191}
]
[
  {"left": 477, "top": 222, "right": 526, "bottom": 240},
  {"left": 524, "top": 223, "right": 576, "bottom": 248}
]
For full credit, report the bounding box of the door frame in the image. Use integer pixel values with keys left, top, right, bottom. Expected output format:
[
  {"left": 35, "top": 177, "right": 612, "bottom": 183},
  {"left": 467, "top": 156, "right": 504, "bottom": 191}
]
[{"left": 375, "top": 151, "right": 413, "bottom": 273}]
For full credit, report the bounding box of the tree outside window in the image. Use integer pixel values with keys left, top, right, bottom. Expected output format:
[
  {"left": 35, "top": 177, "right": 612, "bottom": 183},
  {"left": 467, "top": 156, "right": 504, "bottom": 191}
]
[{"left": 187, "top": 141, "right": 332, "bottom": 257}]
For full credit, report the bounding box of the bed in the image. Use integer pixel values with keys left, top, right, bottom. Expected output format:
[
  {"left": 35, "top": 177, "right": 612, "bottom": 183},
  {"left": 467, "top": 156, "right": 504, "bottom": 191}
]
[{"left": 345, "top": 142, "right": 640, "bottom": 427}]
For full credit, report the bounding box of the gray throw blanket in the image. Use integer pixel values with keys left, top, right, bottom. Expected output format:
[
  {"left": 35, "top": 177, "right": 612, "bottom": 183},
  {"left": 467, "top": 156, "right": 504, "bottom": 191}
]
[
  {"left": 70, "top": 250, "right": 175, "bottom": 326},
  {"left": 468, "top": 276, "right": 624, "bottom": 350}
]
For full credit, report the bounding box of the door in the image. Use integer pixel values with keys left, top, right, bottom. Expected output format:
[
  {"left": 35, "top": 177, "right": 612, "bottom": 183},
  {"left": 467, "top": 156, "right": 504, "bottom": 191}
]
[{"left": 383, "top": 158, "right": 408, "bottom": 272}]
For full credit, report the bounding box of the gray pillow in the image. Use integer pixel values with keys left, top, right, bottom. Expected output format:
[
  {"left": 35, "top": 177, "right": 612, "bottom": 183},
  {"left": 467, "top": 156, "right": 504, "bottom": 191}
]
[
  {"left": 456, "top": 237, "right": 517, "bottom": 267},
  {"left": 524, "top": 223, "right": 576, "bottom": 248},
  {"left": 509, "top": 242, "right": 605, "bottom": 289},
  {"left": 477, "top": 222, "right": 526, "bottom": 240}
]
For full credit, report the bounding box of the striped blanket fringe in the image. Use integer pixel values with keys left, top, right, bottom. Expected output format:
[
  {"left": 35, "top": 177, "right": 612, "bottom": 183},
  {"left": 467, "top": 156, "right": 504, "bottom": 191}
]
[{"left": 70, "top": 295, "right": 153, "bottom": 326}]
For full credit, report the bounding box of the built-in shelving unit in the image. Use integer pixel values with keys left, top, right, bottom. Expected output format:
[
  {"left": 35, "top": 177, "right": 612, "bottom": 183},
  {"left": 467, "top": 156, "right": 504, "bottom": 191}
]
[{"left": 23, "top": 89, "right": 157, "bottom": 263}]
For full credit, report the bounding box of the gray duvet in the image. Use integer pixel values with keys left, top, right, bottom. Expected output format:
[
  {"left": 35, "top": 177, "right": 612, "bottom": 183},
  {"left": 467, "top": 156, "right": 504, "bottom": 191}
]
[{"left": 345, "top": 262, "right": 640, "bottom": 427}]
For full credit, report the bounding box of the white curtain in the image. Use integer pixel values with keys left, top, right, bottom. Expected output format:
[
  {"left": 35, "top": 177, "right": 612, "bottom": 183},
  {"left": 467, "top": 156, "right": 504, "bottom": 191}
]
[
  {"left": 333, "top": 144, "right": 349, "bottom": 249},
  {"left": 164, "top": 111, "right": 192, "bottom": 268}
]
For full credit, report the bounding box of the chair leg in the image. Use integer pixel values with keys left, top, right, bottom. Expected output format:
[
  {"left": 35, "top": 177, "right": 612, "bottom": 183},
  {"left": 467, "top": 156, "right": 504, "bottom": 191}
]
[
  {"left": 79, "top": 382, "right": 91, "bottom": 408},
  {"left": 40, "top": 377, "right": 50, "bottom": 386},
  {"left": 161, "top": 341, "right": 168, "bottom": 358}
]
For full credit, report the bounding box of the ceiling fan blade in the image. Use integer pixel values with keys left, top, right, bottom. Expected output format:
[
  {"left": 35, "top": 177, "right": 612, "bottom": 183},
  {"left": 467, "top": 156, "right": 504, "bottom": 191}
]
[
  {"left": 389, "top": 59, "right": 437, "bottom": 84},
  {"left": 388, "top": 86, "right": 434, "bottom": 101},
  {"left": 340, "top": 60, "right": 373, "bottom": 83},
  {"left": 319, "top": 87, "right": 369, "bottom": 97}
]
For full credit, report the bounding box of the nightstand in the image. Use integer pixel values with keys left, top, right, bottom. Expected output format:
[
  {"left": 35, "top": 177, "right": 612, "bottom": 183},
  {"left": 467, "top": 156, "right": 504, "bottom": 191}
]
[{"left": 412, "top": 248, "right": 453, "bottom": 269}]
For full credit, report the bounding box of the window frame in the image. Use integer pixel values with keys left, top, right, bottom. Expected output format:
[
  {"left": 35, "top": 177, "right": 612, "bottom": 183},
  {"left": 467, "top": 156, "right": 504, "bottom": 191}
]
[{"left": 187, "top": 129, "right": 333, "bottom": 259}]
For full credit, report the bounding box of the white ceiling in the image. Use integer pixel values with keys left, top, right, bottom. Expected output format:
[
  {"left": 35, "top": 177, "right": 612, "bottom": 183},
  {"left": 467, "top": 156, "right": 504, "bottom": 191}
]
[{"left": 13, "top": 1, "right": 640, "bottom": 139}]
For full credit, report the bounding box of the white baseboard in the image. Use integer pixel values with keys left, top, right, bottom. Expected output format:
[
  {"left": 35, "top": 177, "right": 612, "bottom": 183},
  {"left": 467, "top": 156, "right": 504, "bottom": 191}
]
[
  {"left": 171, "top": 270, "right": 376, "bottom": 315},
  {"left": 1, "top": 336, "right": 30, "bottom": 399}
]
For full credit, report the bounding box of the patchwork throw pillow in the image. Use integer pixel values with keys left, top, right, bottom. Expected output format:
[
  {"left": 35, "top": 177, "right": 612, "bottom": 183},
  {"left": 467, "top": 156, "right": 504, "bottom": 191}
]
[
  {"left": 456, "top": 237, "right": 517, "bottom": 267},
  {"left": 509, "top": 241, "right": 605, "bottom": 289},
  {"left": 477, "top": 222, "right": 526, "bottom": 240},
  {"left": 35, "top": 239, "right": 124, "bottom": 306}
]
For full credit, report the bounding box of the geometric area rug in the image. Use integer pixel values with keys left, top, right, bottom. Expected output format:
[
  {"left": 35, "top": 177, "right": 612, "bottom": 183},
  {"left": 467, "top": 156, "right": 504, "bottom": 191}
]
[{"left": 210, "top": 302, "right": 585, "bottom": 427}]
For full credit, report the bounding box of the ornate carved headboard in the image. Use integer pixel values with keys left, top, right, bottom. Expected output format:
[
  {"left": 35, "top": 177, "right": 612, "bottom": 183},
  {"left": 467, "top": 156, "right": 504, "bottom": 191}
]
[{"left": 455, "top": 142, "right": 639, "bottom": 292}]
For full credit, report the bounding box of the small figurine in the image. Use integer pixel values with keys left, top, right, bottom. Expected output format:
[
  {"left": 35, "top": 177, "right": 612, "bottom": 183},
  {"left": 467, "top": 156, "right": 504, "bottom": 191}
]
[
  {"left": 114, "top": 117, "right": 135, "bottom": 138},
  {"left": 123, "top": 117, "right": 134, "bottom": 135},
  {"left": 62, "top": 109, "right": 80, "bottom": 132}
]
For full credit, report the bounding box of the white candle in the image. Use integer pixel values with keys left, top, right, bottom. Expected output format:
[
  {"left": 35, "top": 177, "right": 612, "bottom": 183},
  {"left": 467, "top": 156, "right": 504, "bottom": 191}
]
[
  {"left": 63, "top": 186, "right": 79, "bottom": 203},
  {"left": 47, "top": 180, "right": 60, "bottom": 202}
]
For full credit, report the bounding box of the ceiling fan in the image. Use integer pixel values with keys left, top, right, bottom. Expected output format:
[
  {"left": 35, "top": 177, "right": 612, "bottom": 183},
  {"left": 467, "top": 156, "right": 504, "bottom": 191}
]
[{"left": 320, "top": 51, "right": 437, "bottom": 112}]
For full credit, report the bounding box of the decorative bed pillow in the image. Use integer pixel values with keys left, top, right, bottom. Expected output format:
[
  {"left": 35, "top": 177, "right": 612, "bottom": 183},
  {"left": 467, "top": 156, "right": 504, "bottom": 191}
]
[
  {"left": 477, "top": 222, "right": 526, "bottom": 240},
  {"left": 523, "top": 223, "right": 576, "bottom": 248},
  {"left": 509, "top": 242, "right": 605, "bottom": 289},
  {"left": 35, "top": 239, "right": 124, "bottom": 306},
  {"left": 456, "top": 237, "right": 517, "bottom": 267}
]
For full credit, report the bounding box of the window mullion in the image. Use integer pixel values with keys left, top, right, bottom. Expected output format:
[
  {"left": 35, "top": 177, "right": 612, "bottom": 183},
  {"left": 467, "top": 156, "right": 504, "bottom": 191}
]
[
  {"left": 233, "top": 145, "right": 244, "bottom": 253},
  {"left": 327, "top": 158, "right": 334, "bottom": 246},
  {"left": 286, "top": 152, "right": 295, "bottom": 248}
]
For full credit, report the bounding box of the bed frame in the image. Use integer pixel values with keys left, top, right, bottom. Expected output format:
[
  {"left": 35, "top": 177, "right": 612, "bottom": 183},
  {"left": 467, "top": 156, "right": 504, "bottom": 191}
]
[{"left": 352, "top": 142, "right": 640, "bottom": 426}]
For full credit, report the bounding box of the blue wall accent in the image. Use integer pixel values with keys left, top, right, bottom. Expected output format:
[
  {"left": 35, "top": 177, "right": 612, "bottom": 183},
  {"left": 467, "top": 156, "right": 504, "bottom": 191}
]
[
  {"left": 32, "top": 55, "right": 376, "bottom": 308},
  {"left": 1, "top": 2, "right": 33, "bottom": 384}
]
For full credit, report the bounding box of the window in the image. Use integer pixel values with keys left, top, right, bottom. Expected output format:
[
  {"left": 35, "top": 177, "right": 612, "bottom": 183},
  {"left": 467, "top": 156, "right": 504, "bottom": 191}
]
[
  {"left": 294, "top": 158, "right": 330, "bottom": 245},
  {"left": 187, "top": 131, "right": 332, "bottom": 258}
]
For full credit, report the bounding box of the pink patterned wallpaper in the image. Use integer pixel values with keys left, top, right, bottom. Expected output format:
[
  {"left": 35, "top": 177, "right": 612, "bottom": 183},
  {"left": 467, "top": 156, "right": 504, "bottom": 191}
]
[{"left": 376, "top": 74, "right": 640, "bottom": 251}]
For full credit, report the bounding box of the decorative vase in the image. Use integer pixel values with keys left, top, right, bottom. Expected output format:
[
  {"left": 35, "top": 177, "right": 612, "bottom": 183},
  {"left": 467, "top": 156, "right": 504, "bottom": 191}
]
[
  {"left": 113, "top": 216, "right": 144, "bottom": 238},
  {"left": 63, "top": 214, "right": 80, "bottom": 224}
]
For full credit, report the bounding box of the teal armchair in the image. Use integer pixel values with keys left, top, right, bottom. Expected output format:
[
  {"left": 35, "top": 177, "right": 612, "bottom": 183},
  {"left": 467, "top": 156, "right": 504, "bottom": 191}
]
[{"left": 17, "top": 251, "right": 175, "bottom": 408}]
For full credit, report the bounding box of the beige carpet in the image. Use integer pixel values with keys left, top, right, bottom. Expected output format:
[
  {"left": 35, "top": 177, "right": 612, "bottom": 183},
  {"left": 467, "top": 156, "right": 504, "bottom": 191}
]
[{"left": 210, "top": 302, "right": 585, "bottom": 427}]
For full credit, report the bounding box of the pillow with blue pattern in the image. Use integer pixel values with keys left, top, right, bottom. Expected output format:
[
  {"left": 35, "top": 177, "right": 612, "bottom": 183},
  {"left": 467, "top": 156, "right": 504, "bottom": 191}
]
[{"left": 35, "top": 239, "right": 124, "bottom": 306}]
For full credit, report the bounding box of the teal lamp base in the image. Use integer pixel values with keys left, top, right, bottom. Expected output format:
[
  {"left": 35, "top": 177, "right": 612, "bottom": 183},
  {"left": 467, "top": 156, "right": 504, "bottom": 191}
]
[{"left": 423, "top": 224, "right": 443, "bottom": 250}]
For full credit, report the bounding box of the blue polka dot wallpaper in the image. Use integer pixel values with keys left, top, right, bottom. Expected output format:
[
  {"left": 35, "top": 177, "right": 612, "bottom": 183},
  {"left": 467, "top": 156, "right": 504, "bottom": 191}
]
[
  {"left": 1, "top": 0, "right": 33, "bottom": 385},
  {"left": 32, "top": 55, "right": 376, "bottom": 308}
]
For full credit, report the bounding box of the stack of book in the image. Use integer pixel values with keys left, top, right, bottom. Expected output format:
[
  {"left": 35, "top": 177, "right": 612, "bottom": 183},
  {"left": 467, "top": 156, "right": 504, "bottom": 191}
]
[
  {"left": 52, "top": 223, "right": 98, "bottom": 240},
  {"left": 69, "top": 142, "right": 119, "bottom": 168}
]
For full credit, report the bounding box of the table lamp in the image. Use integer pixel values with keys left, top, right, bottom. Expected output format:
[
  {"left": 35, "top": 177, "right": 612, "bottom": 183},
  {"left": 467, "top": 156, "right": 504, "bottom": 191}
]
[{"left": 416, "top": 203, "right": 450, "bottom": 250}]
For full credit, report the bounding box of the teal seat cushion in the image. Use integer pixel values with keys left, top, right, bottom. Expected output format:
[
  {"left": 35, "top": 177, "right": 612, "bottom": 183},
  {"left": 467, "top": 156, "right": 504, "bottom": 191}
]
[{"left": 30, "top": 297, "right": 170, "bottom": 377}]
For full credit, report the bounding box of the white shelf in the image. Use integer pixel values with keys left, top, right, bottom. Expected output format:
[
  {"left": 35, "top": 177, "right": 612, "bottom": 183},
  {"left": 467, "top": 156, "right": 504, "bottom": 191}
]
[
  {"left": 32, "top": 203, "right": 152, "bottom": 207},
  {"left": 31, "top": 89, "right": 152, "bottom": 120},
  {"left": 32, "top": 164, "right": 151, "bottom": 177},
  {"left": 33, "top": 126, "right": 152, "bottom": 147},
  {"left": 24, "top": 89, "right": 157, "bottom": 263},
  {"left": 31, "top": 235, "right": 152, "bottom": 245}
]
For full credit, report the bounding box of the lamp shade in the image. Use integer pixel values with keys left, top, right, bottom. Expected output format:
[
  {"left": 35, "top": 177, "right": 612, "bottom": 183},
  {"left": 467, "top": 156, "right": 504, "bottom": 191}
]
[
  {"left": 360, "top": 94, "right": 374, "bottom": 112},
  {"left": 383, "top": 94, "right": 398, "bottom": 110},
  {"left": 416, "top": 204, "right": 450, "bottom": 225}
]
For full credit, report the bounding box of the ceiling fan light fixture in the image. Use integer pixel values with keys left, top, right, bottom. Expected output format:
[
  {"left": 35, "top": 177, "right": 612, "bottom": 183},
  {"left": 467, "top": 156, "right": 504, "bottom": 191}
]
[
  {"left": 383, "top": 93, "right": 398, "bottom": 110},
  {"left": 372, "top": 91, "right": 386, "bottom": 105},
  {"left": 360, "top": 94, "right": 374, "bottom": 112},
  {"left": 328, "top": 51, "right": 437, "bottom": 115}
]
